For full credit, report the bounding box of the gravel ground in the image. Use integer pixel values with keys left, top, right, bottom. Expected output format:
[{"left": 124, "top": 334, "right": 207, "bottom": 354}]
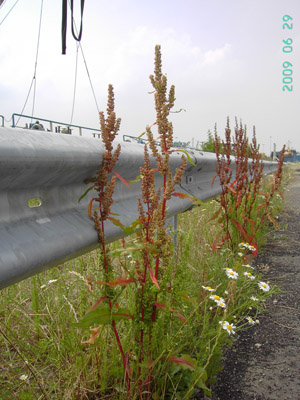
[{"left": 211, "top": 166, "right": 300, "bottom": 400}]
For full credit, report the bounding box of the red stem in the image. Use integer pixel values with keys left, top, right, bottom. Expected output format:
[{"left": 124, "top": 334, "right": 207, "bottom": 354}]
[
  {"left": 138, "top": 197, "right": 152, "bottom": 396},
  {"left": 99, "top": 194, "right": 130, "bottom": 391},
  {"left": 152, "top": 162, "right": 167, "bottom": 323},
  {"left": 112, "top": 319, "right": 130, "bottom": 389}
]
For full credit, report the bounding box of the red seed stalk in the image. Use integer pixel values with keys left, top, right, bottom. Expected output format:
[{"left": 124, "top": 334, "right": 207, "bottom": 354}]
[
  {"left": 90, "top": 85, "right": 130, "bottom": 391},
  {"left": 134, "top": 45, "right": 186, "bottom": 399}
]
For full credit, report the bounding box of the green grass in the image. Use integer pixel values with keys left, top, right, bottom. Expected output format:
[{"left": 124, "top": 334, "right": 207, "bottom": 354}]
[{"left": 0, "top": 190, "right": 283, "bottom": 399}]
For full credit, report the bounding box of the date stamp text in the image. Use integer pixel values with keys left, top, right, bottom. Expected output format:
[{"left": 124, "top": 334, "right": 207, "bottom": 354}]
[{"left": 282, "top": 15, "right": 293, "bottom": 92}]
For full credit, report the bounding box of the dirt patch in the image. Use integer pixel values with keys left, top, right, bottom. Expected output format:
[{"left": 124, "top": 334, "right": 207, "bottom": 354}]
[{"left": 212, "top": 166, "right": 300, "bottom": 400}]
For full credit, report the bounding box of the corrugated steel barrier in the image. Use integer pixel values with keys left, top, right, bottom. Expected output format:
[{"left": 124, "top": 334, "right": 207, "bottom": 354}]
[{"left": 0, "top": 127, "right": 278, "bottom": 289}]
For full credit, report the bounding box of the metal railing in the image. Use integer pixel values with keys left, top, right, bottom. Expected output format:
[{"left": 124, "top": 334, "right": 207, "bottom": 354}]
[
  {"left": 0, "top": 126, "right": 278, "bottom": 289},
  {"left": 11, "top": 113, "right": 101, "bottom": 137},
  {"left": 123, "top": 134, "right": 149, "bottom": 144}
]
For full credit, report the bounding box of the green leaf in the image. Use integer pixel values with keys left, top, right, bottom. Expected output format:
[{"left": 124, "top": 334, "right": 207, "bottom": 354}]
[
  {"left": 109, "top": 243, "right": 158, "bottom": 258},
  {"left": 172, "top": 192, "right": 201, "bottom": 205},
  {"left": 137, "top": 131, "right": 146, "bottom": 139},
  {"left": 107, "top": 216, "right": 126, "bottom": 230},
  {"left": 173, "top": 149, "right": 196, "bottom": 166},
  {"left": 128, "top": 174, "right": 142, "bottom": 183},
  {"left": 107, "top": 217, "right": 142, "bottom": 235},
  {"left": 194, "top": 367, "right": 211, "bottom": 395},
  {"left": 110, "top": 246, "right": 143, "bottom": 258},
  {"left": 74, "top": 306, "right": 134, "bottom": 328},
  {"left": 123, "top": 218, "right": 143, "bottom": 235},
  {"left": 78, "top": 185, "right": 95, "bottom": 203}
]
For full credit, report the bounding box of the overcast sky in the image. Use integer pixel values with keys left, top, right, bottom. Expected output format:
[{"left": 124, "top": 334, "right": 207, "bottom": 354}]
[{"left": 0, "top": 0, "right": 299, "bottom": 154}]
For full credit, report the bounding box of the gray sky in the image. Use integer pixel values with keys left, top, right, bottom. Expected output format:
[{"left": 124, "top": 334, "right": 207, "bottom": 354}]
[{"left": 1, "top": 0, "right": 299, "bottom": 154}]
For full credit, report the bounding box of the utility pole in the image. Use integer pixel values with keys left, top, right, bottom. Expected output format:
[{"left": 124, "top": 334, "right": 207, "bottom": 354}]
[{"left": 273, "top": 143, "right": 276, "bottom": 160}]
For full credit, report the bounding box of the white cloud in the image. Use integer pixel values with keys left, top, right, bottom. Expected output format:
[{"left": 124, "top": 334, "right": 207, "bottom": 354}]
[
  {"left": 203, "top": 43, "right": 232, "bottom": 65},
  {"left": 93, "top": 26, "right": 237, "bottom": 92},
  {"left": 2, "top": 0, "right": 298, "bottom": 151}
]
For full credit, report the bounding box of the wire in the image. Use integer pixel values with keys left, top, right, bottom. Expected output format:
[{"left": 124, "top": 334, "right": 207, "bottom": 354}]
[
  {"left": 16, "top": 0, "right": 43, "bottom": 126},
  {"left": 78, "top": 41, "right": 100, "bottom": 113},
  {"left": 0, "top": 0, "right": 20, "bottom": 27},
  {"left": 70, "top": 42, "right": 79, "bottom": 125},
  {"left": 31, "top": 0, "right": 43, "bottom": 119},
  {"left": 62, "top": 0, "right": 85, "bottom": 54},
  {"left": 67, "top": 0, "right": 99, "bottom": 116},
  {"left": 17, "top": 79, "right": 35, "bottom": 125},
  {"left": 71, "top": 0, "right": 84, "bottom": 42}
]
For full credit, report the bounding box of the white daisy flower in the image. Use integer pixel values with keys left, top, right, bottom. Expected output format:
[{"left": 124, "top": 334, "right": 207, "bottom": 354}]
[
  {"left": 202, "top": 285, "right": 215, "bottom": 292},
  {"left": 239, "top": 242, "right": 255, "bottom": 252},
  {"left": 243, "top": 272, "right": 255, "bottom": 280},
  {"left": 250, "top": 296, "right": 259, "bottom": 301},
  {"left": 258, "top": 281, "right": 270, "bottom": 292},
  {"left": 19, "top": 374, "right": 28, "bottom": 381},
  {"left": 216, "top": 300, "right": 226, "bottom": 309},
  {"left": 243, "top": 264, "right": 254, "bottom": 269},
  {"left": 238, "top": 252, "right": 243, "bottom": 257},
  {"left": 219, "top": 320, "right": 236, "bottom": 335},
  {"left": 225, "top": 268, "right": 239, "bottom": 280},
  {"left": 246, "top": 316, "right": 255, "bottom": 325},
  {"left": 209, "top": 294, "right": 225, "bottom": 303}
]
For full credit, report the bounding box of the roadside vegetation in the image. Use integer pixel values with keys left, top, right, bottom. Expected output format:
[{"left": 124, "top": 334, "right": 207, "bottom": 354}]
[{"left": 0, "top": 46, "right": 286, "bottom": 400}]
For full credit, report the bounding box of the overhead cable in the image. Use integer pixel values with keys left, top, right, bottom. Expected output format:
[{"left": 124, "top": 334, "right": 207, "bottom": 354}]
[
  {"left": 78, "top": 42, "right": 100, "bottom": 113},
  {"left": 67, "top": 0, "right": 99, "bottom": 115},
  {"left": 62, "top": 0, "right": 85, "bottom": 55},
  {"left": 70, "top": 42, "right": 80, "bottom": 125},
  {"left": 17, "top": 0, "right": 43, "bottom": 126},
  {"left": 0, "top": 0, "right": 20, "bottom": 26},
  {"left": 31, "top": 0, "right": 44, "bottom": 119}
]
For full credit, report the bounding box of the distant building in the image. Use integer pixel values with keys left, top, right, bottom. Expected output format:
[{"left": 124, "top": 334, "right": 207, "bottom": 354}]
[{"left": 271, "top": 149, "right": 300, "bottom": 162}]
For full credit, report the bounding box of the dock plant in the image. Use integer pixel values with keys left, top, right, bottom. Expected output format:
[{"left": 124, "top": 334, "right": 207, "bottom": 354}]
[
  {"left": 212, "top": 118, "right": 285, "bottom": 255},
  {"left": 76, "top": 45, "right": 190, "bottom": 398}
]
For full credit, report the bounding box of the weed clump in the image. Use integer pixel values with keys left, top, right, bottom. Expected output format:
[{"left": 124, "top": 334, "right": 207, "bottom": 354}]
[
  {"left": 212, "top": 118, "right": 285, "bottom": 253},
  {"left": 0, "top": 46, "right": 286, "bottom": 400}
]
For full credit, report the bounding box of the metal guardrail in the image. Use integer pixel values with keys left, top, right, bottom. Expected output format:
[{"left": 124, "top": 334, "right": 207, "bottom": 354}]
[
  {"left": 0, "top": 127, "right": 278, "bottom": 289},
  {"left": 11, "top": 113, "right": 101, "bottom": 137}
]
